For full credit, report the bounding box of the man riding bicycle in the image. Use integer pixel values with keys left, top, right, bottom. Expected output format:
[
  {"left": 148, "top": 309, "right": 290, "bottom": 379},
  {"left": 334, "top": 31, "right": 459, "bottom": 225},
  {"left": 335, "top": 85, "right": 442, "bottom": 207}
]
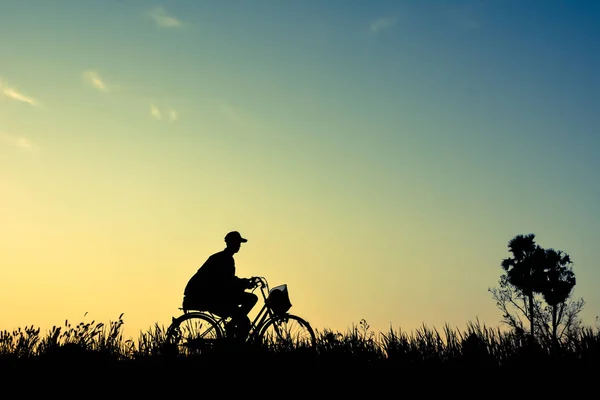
[{"left": 182, "top": 231, "right": 258, "bottom": 340}]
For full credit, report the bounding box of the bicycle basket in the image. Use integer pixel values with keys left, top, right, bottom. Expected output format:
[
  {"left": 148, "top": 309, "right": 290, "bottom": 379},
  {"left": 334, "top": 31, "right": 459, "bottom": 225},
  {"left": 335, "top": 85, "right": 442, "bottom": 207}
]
[{"left": 266, "top": 284, "right": 292, "bottom": 315}]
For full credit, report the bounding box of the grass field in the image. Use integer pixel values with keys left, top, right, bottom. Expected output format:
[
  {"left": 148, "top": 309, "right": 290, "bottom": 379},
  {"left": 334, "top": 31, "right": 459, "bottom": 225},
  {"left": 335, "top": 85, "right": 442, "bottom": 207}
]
[{"left": 2, "top": 314, "right": 599, "bottom": 372}]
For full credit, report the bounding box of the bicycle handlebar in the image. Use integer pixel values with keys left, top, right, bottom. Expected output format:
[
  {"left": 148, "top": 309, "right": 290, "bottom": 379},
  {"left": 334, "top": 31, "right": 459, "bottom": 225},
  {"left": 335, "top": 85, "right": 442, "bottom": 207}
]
[{"left": 250, "top": 276, "right": 268, "bottom": 291}]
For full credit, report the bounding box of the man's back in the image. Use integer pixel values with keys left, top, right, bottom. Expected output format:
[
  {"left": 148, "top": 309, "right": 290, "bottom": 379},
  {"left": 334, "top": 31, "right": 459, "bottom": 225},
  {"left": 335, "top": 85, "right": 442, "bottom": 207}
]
[
  {"left": 197, "top": 250, "right": 235, "bottom": 284},
  {"left": 184, "top": 250, "right": 238, "bottom": 300}
]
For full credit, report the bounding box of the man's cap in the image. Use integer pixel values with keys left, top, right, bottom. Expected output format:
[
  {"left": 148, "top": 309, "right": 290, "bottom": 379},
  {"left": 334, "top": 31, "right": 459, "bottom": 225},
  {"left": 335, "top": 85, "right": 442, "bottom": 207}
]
[{"left": 225, "top": 231, "right": 247, "bottom": 243}]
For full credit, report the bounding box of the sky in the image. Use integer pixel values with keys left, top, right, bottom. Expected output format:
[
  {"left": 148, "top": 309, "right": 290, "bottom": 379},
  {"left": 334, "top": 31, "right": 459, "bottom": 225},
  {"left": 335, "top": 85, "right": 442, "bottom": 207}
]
[{"left": 1, "top": 0, "right": 599, "bottom": 341}]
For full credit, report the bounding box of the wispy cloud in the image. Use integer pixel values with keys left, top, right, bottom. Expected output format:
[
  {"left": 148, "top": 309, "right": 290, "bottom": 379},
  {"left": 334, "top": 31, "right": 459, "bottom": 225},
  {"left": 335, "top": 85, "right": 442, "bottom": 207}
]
[
  {"left": 82, "top": 70, "right": 109, "bottom": 92},
  {"left": 150, "top": 104, "right": 162, "bottom": 119},
  {"left": 150, "top": 104, "right": 178, "bottom": 122},
  {"left": 370, "top": 16, "right": 398, "bottom": 33},
  {"left": 0, "top": 132, "right": 36, "bottom": 151},
  {"left": 148, "top": 6, "right": 183, "bottom": 28},
  {"left": 80, "top": 71, "right": 181, "bottom": 122},
  {"left": 0, "top": 80, "right": 39, "bottom": 106}
]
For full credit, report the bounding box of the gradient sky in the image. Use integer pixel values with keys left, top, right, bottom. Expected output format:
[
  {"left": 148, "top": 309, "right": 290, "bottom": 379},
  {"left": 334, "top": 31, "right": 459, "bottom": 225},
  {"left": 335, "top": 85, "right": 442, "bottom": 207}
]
[{"left": 1, "top": 0, "right": 599, "bottom": 340}]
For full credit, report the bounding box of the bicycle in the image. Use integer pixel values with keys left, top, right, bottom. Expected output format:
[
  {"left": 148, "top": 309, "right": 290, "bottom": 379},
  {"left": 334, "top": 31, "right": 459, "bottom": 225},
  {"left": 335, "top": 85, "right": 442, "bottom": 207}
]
[{"left": 164, "top": 276, "right": 316, "bottom": 356}]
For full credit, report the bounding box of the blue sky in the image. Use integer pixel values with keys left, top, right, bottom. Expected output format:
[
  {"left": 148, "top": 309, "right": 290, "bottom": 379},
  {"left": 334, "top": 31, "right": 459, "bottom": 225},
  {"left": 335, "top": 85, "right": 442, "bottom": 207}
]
[{"left": 1, "top": 0, "right": 598, "bottom": 338}]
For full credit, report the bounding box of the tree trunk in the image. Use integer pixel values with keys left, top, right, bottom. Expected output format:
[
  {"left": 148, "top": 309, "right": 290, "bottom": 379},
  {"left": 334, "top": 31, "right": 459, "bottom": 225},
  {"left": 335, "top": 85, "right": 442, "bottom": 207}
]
[
  {"left": 552, "top": 304, "right": 558, "bottom": 349},
  {"left": 528, "top": 292, "right": 535, "bottom": 340}
]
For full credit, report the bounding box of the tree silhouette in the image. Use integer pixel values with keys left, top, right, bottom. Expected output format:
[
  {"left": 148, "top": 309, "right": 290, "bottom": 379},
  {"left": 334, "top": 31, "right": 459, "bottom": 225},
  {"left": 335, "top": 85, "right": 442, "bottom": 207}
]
[
  {"left": 499, "top": 233, "right": 547, "bottom": 340},
  {"left": 490, "top": 233, "right": 584, "bottom": 347},
  {"left": 538, "top": 248, "right": 579, "bottom": 347}
]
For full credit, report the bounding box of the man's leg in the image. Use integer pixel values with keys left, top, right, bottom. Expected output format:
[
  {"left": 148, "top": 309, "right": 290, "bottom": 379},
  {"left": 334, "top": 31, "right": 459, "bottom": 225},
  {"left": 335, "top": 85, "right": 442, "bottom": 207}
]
[
  {"left": 238, "top": 292, "right": 258, "bottom": 316},
  {"left": 229, "top": 292, "right": 258, "bottom": 340},
  {"left": 206, "top": 302, "right": 238, "bottom": 339}
]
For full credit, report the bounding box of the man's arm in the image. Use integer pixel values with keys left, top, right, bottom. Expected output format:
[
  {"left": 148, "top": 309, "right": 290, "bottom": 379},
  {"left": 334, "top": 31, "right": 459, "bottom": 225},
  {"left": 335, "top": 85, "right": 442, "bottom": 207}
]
[{"left": 232, "top": 276, "right": 254, "bottom": 290}]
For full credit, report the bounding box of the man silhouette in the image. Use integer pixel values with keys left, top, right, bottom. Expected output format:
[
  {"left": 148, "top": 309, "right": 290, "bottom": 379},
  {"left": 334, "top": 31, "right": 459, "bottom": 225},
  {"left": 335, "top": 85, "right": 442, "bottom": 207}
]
[{"left": 182, "top": 231, "right": 258, "bottom": 340}]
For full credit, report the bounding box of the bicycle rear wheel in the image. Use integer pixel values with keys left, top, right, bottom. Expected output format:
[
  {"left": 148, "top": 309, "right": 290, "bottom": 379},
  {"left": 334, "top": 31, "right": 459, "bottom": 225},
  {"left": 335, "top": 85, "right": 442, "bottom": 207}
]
[
  {"left": 164, "top": 312, "right": 224, "bottom": 356},
  {"left": 258, "top": 314, "right": 316, "bottom": 351}
]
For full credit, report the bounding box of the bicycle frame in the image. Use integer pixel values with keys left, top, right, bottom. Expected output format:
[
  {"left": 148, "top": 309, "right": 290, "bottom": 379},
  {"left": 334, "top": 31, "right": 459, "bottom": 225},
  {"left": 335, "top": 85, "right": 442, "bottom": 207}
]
[
  {"left": 185, "top": 276, "right": 282, "bottom": 341},
  {"left": 245, "top": 276, "right": 279, "bottom": 340}
]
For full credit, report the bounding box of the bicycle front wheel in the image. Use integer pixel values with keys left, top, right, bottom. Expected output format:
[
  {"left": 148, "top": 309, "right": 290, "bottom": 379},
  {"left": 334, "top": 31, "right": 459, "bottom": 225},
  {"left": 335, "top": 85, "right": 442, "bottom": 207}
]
[
  {"left": 258, "top": 314, "right": 316, "bottom": 351},
  {"left": 164, "top": 312, "right": 224, "bottom": 356}
]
